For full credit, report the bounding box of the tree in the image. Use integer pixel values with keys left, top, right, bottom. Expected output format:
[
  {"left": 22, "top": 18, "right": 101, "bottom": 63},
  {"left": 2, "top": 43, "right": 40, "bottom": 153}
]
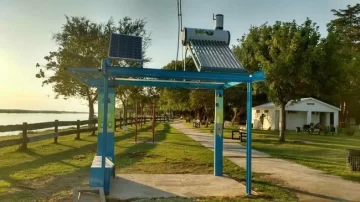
[
  {"left": 189, "top": 89, "right": 214, "bottom": 126},
  {"left": 330, "top": 4, "right": 360, "bottom": 50},
  {"left": 234, "top": 19, "right": 321, "bottom": 142},
  {"left": 328, "top": 4, "right": 360, "bottom": 124},
  {"left": 36, "top": 16, "right": 151, "bottom": 121},
  {"left": 224, "top": 84, "right": 247, "bottom": 125},
  {"left": 158, "top": 58, "right": 197, "bottom": 114}
]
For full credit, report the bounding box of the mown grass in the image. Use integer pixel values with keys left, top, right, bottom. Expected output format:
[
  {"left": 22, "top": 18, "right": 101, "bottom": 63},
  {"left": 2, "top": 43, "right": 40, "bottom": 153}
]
[
  {"left": 189, "top": 122, "right": 360, "bottom": 183},
  {"left": 0, "top": 123, "right": 296, "bottom": 202}
]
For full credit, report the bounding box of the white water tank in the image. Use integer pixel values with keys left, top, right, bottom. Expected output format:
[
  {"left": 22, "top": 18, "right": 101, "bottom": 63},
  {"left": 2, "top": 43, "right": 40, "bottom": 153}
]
[{"left": 181, "top": 28, "right": 230, "bottom": 45}]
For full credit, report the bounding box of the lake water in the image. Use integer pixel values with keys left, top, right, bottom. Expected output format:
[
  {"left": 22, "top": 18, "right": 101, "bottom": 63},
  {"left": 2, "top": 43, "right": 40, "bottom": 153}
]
[{"left": 0, "top": 113, "right": 89, "bottom": 136}]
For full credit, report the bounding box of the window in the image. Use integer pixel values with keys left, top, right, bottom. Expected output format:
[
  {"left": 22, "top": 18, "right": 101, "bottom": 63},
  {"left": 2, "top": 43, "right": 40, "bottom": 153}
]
[
  {"left": 264, "top": 110, "right": 269, "bottom": 113},
  {"left": 256, "top": 110, "right": 260, "bottom": 113},
  {"left": 307, "top": 103, "right": 315, "bottom": 105},
  {"left": 288, "top": 111, "right": 297, "bottom": 114}
]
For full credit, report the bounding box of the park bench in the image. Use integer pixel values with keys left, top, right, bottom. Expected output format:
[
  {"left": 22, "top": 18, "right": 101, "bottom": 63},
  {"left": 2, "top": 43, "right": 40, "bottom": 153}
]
[{"left": 231, "top": 128, "right": 247, "bottom": 142}]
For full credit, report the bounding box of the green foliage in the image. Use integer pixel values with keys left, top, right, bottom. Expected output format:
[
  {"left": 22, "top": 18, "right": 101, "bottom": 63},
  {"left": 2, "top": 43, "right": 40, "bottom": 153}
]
[
  {"left": 159, "top": 88, "right": 191, "bottom": 111},
  {"left": 235, "top": 19, "right": 321, "bottom": 106},
  {"left": 327, "top": 4, "right": 360, "bottom": 122},
  {"left": 189, "top": 89, "right": 214, "bottom": 112},
  {"left": 343, "top": 127, "right": 357, "bottom": 136},
  {"left": 330, "top": 3, "right": 360, "bottom": 50},
  {"left": 115, "top": 17, "right": 152, "bottom": 116},
  {"left": 36, "top": 16, "right": 110, "bottom": 101},
  {"left": 158, "top": 58, "right": 196, "bottom": 112},
  {"left": 234, "top": 18, "right": 322, "bottom": 141},
  {"left": 36, "top": 16, "right": 151, "bottom": 120}
]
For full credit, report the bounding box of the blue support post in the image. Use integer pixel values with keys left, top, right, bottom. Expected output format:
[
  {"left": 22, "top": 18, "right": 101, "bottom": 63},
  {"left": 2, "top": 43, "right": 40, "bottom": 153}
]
[
  {"left": 246, "top": 82, "right": 253, "bottom": 195},
  {"left": 214, "top": 89, "right": 224, "bottom": 176},
  {"left": 90, "top": 59, "right": 113, "bottom": 194},
  {"left": 97, "top": 87, "right": 115, "bottom": 162},
  {"left": 101, "top": 59, "right": 109, "bottom": 192}
]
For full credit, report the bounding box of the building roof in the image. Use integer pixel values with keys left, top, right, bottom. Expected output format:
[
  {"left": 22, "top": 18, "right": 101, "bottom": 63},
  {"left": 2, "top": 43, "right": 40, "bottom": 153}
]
[
  {"left": 252, "top": 102, "right": 276, "bottom": 109},
  {"left": 294, "top": 97, "right": 341, "bottom": 111},
  {"left": 252, "top": 97, "right": 340, "bottom": 111}
]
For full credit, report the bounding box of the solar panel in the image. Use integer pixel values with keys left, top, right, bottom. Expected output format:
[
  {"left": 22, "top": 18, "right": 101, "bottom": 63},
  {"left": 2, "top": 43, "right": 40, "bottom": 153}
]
[
  {"left": 188, "top": 39, "right": 246, "bottom": 73},
  {"left": 108, "top": 33, "right": 142, "bottom": 61}
]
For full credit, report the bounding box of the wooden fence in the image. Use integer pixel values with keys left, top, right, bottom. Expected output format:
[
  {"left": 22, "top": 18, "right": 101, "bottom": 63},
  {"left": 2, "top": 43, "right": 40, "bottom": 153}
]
[{"left": 0, "top": 116, "right": 168, "bottom": 150}]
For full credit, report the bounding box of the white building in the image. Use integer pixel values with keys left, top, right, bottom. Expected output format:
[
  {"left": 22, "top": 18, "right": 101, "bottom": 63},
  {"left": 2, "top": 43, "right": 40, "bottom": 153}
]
[{"left": 252, "top": 97, "right": 340, "bottom": 131}]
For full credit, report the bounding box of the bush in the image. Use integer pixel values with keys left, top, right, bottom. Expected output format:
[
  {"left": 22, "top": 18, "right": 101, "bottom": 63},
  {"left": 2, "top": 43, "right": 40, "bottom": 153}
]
[{"left": 343, "top": 128, "right": 356, "bottom": 136}]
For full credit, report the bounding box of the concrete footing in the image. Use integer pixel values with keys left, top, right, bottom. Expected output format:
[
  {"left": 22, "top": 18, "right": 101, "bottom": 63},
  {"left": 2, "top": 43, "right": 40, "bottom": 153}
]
[{"left": 108, "top": 174, "right": 248, "bottom": 200}]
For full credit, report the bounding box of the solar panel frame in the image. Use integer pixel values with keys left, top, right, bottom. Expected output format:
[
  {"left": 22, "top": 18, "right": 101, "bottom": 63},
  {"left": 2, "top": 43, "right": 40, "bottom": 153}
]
[
  {"left": 108, "top": 33, "right": 143, "bottom": 61},
  {"left": 188, "top": 40, "right": 246, "bottom": 73}
]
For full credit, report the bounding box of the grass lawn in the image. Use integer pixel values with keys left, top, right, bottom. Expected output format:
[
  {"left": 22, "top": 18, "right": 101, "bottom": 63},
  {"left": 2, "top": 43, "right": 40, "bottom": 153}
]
[
  {"left": 189, "top": 122, "right": 360, "bottom": 183},
  {"left": 0, "top": 123, "right": 297, "bottom": 202}
]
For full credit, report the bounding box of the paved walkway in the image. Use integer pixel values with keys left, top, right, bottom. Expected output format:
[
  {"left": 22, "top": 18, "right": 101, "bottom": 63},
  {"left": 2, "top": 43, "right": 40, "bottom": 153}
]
[{"left": 171, "top": 122, "right": 360, "bottom": 202}]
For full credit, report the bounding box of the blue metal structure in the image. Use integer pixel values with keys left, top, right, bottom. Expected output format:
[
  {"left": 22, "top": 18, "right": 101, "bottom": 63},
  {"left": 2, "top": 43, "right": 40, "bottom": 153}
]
[
  {"left": 67, "top": 33, "right": 265, "bottom": 196},
  {"left": 68, "top": 62, "right": 264, "bottom": 196},
  {"left": 214, "top": 89, "right": 224, "bottom": 176}
]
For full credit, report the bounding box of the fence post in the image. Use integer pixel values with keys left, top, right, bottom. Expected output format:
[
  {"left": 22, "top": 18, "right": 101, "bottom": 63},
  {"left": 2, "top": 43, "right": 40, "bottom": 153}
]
[
  {"left": 19, "top": 122, "right": 28, "bottom": 150},
  {"left": 114, "top": 117, "right": 117, "bottom": 132},
  {"left": 54, "top": 120, "right": 58, "bottom": 143},
  {"left": 75, "top": 120, "right": 80, "bottom": 140},
  {"left": 119, "top": 118, "right": 122, "bottom": 128}
]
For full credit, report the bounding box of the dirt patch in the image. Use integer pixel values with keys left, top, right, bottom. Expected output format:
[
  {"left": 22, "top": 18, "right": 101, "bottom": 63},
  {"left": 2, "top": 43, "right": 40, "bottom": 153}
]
[
  {"left": 73, "top": 154, "right": 87, "bottom": 160},
  {"left": 260, "top": 173, "right": 290, "bottom": 187},
  {"left": 291, "top": 140, "right": 307, "bottom": 144},
  {"left": 125, "top": 151, "right": 158, "bottom": 158},
  {"left": 9, "top": 171, "right": 89, "bottom": 201}
]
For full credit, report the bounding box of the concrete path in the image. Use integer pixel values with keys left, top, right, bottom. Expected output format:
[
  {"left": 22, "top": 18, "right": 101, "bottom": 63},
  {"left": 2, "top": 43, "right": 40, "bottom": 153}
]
[
  {"left": 108, "top": 174, "right": 246, "bottom": 200},
  {"left": 171, "top": 122, "right": 360, "bottom": 202}
]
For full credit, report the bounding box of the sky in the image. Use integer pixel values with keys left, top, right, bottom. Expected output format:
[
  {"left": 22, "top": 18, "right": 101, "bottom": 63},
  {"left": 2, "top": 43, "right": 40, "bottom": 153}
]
[{"left": 0, "top": 0, "right": 358, "bottom": 112}]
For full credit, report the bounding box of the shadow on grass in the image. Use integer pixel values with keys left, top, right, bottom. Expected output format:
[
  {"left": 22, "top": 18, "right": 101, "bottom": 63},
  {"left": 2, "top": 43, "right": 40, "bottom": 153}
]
[
  {"left": 0, "top": 124, "right": 170, "bottom": 201},
  {"left": 0, "top": 142, "right": 97, "bottom": 200},
  {"left": 165, "top": 141, "right": 204, "bottom": 149},
  {"left": 114, "top": 123, "right": 170, "bottom": 169},
  {"left": 254, "top": 179, "right": 352, "bottom": 202}
]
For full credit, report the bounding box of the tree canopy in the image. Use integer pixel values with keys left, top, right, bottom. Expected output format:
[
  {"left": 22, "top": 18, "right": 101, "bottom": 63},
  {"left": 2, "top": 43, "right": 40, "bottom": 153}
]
[
  {"left": 327, "top": 4, "right": 360, "bottom": 124},
  {"left": 234, "top": 18, "right": 322, "bottom": 141},
  {"left": 36, "top": 16, "right": 151, "bottom": 120}
]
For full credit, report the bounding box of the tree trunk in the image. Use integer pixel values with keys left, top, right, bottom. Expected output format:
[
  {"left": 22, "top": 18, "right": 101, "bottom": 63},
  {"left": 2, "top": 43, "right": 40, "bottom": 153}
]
[
  {"left": 231, "top": 107, "right": 245, "bottom": 126},
  {"left": 88, "top": 99, "right": 95, "bottom": 136},
  {"left": 231, "top": 108, "right": 238, "bottom": 126},
  {"left": 279, "top": 103, "right": 286, "bottom": 142},
  {"left": 123, "top": 100, "right": 128, "bottom": 125},
  {"left": 88, "top": 100, "right": 95, "bottom": 121}
]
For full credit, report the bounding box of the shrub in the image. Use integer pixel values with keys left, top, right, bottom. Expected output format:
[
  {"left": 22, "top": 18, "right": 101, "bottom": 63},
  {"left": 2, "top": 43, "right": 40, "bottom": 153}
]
[{"left": 343, "top": 128, "right": 356, "bottom": 136}]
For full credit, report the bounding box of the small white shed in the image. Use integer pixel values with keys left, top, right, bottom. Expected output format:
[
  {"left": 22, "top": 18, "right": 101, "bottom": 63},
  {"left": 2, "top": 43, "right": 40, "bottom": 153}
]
[{"left": 252, "top": 97, "right": 340, "bottom": 131}]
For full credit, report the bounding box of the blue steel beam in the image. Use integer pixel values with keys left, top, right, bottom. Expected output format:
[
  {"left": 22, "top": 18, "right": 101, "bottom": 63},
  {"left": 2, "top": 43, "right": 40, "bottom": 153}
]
[
  {"left": 107, "top": 67, "right": 252, "bottom": 83},
  {"left": 67, "top": 67, "right": 264, "bottom": 90},
  {"left": 81, "top": 78, "right": 226, "bottom": 89},
  {"left": 114, "top": 79, "right": 224, "bottom": 89},
  {"left": 223, "top": 71, "right": 266, "bottom": 89},
  {"left": 251, "top": 71, "right": 266, "bottom": 82},
  {"left": 223, "top": 82, "right": 241, "bottom": 88}
]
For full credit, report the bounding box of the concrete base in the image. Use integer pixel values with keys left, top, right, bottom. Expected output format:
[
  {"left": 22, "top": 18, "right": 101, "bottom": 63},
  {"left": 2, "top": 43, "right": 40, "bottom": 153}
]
[{"left": 108, "top": 174, "right": 248, "bottom": 200}]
